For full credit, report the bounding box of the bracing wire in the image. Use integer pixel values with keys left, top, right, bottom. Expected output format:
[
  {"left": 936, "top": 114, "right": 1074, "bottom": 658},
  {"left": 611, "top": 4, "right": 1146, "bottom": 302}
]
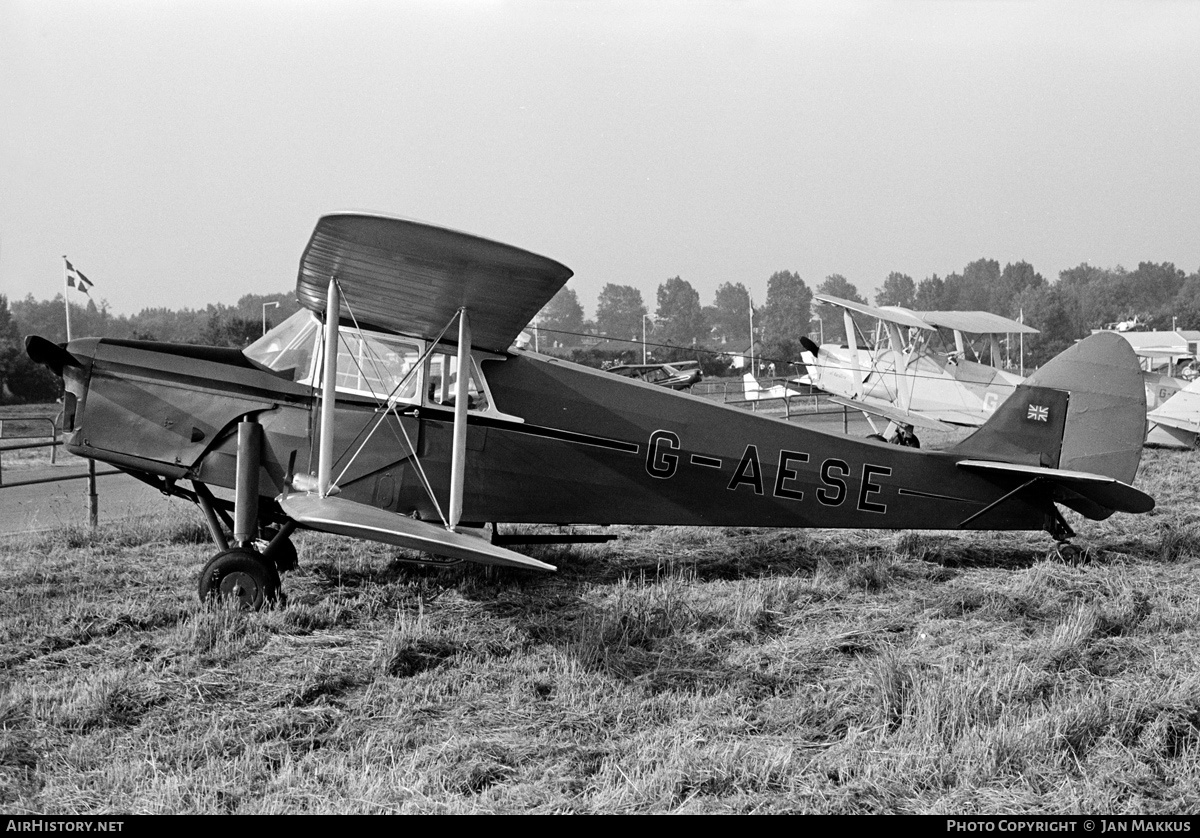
[{"left": 311, "top": 279, "right": 456, "bottom": 527}]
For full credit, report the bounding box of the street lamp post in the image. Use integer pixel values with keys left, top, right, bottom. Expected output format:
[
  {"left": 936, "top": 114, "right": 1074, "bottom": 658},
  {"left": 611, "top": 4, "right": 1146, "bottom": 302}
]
[
  {"left": 262, "top": 301, "right": 280, "bottom": 335},
  {"left": 642, "top": 315, "right": 653, "bottom": 364}
]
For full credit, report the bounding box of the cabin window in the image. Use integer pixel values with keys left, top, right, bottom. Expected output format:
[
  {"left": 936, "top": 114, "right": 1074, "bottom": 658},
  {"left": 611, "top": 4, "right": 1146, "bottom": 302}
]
[
  {"left": 334, "top": 332, "right": 421, "bottom": 401},
  {"left": 248, "top": 310, "right": 510, "bottom": 416},
  {"left": 426, "top": 350, "right": 490, "bottom": 411}
]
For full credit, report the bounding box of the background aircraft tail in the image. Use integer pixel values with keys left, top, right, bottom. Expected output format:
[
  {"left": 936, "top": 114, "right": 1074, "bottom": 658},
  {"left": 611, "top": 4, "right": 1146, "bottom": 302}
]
[{"left": 949, "top": 332, "right": 1146, "bottom": 484}]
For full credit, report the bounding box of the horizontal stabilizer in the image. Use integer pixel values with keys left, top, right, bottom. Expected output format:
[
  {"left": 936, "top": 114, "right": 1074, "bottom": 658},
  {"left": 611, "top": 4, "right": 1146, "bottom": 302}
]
[
  {"left": 956, "top": 459, "right": 1154, "bottom": 518},
  {"left": 279, "top": 493, "right": 556, "bottom": 571}
]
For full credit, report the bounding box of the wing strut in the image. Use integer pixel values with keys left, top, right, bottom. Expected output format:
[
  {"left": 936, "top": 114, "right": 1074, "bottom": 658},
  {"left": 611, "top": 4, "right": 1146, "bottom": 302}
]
[
  {"left": 306, "top": 289, "right": 475, "bottom": 531},
  {"left": 844, "top": 309, "right": 862, "bottom": 398},
  {"left": 448, "top": 308, "right": 471, "bottom": 529},
  {"left": 317, "top": 277, "right": 340, "bottom": 498}
]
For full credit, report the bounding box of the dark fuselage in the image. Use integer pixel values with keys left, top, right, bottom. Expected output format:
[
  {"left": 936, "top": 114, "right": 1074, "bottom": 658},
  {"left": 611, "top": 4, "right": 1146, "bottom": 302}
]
[{"left": 58, "top": 337, "right": 1050, "bottom": 535}]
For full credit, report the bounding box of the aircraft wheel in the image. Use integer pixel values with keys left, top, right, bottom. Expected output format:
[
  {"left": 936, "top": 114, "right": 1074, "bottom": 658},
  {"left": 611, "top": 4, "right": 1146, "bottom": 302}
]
[
  {"left": 198, "top": 548, "right": 281, "bottom": 610},
  {"left": 866, "top": 433, "right": 886, "bottom": 442},
  {"left": 1052, "top": 543, "right": 1087, "bottom": 565}
]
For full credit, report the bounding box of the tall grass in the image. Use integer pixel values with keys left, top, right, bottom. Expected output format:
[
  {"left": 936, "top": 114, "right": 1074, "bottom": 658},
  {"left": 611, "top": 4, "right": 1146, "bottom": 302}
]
[{"left": 2, "top": 453, "right": 1200, "bottom": 812}]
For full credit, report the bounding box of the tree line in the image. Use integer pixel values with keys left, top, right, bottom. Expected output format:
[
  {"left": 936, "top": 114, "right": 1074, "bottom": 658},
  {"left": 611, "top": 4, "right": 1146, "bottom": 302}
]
[
  {"left": 0, "top": 291, "right": 299, "bottom": 403},
  {"left": 3, "top": 257, "right": 1199, "bottom": 403},
  {"left": 535, "top": 259, "right": 1200, "bottom": 374}
]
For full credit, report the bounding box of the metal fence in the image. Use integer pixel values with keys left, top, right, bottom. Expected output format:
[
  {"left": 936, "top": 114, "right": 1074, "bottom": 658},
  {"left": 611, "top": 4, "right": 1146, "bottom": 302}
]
[
  {"left": 0, "top": 411, "right": 116, "bottom": 527},
  {"left": 692, "top": 378, "right": 850, "bottom": 426}
]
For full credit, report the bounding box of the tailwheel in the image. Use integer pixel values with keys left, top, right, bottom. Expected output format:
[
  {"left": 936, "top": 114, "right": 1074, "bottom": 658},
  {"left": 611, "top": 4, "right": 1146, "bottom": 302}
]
[
  {"left": 198, "top": 548, "right": 282, "bottom": 610},
  {"left": 1052, "top": 542, "right": 1088, "bottom": 565}
]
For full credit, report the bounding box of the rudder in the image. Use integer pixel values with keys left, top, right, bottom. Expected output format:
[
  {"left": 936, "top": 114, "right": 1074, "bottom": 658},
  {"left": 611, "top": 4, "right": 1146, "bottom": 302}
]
[{"left": 949, "top": 332, "right": 1146, "bottom": 483}]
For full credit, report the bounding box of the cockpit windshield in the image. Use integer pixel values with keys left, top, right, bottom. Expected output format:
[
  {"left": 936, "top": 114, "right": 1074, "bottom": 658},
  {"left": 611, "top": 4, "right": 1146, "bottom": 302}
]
[{"left": 244, "top": 309, "right": 319, "bottom": 381}]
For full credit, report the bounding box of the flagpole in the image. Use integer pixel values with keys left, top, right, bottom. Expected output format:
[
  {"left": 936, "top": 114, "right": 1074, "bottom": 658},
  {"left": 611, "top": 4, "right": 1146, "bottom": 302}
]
[
  {"left": 62, "top": 256, "right": 73, "bottom": 342},
  {"left": 1019, "top": 308, "right": 1025, "bottom": 377},
  {"left": 748, "top": 293, "right": 755, "bottom": 376}
]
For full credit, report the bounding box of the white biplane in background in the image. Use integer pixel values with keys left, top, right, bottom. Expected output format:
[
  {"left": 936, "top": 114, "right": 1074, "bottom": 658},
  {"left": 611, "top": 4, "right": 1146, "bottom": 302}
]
[
  {"left": 1145, "top": 380, "right": 1200, "bottom": 448},
  {"left": 801, "top": 294, "right": 1038, "bottom": 447},
  {"left": 1131, "top": 344, "right": 1200, "bottom": 448}
]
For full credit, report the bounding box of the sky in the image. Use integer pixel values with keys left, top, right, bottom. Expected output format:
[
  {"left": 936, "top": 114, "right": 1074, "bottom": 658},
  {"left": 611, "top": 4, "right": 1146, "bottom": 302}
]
[{"left": 3, "top": 0, "right": 1199, "bottom": 322}]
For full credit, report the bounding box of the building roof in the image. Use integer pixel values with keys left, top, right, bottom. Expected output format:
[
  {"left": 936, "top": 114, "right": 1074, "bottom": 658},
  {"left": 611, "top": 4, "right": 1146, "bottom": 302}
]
[{"left": 1094, "top": 329, "right": 1200, "bottom": 356}]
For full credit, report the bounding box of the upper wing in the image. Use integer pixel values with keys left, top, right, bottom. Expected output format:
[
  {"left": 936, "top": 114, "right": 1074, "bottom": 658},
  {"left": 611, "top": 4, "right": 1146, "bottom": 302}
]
[
  {"left": 814, "top": 294, "right": 933, "bottom": 330},
  {"left": 917, "top": 310, "right": 1039, "bottom": 335},
  {"left": 296, "top": 213, "right": 573, "bottom": 353}
]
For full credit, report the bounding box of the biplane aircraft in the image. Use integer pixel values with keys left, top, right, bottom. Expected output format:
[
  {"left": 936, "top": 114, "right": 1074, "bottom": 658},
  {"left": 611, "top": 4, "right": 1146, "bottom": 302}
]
[
  {"left": 1113, "top": 342, "right": 1196, "bottom": 448},
  {"left": 606, "top": 360, "right": 702, "bottom": 390},
  {"left": 1145, "top": 379, "right": 1200, "bottom": 448},
  {"left": 801, "top": 295, "right": 1039, "bottom": 447},
  {"left": 26, "top": 213, "right": 1153, "bottom": 609}
]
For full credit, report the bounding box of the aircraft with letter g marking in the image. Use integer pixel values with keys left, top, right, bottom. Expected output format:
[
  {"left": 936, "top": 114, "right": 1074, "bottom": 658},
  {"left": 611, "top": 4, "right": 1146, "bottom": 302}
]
[
  {"left": 801, "top": 294, "right": 1039, "bottom": 447},
  {"left": 26, "top": 213, "right": 1153, "bottom": 608}
]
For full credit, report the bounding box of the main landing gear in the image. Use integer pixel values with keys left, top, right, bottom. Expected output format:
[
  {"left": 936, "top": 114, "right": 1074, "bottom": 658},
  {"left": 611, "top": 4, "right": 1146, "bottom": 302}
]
[
  {"left": 866, "top": 420, "right": 920, "bottom": 448},
  {"left": 198, "top": 548, "right": 281, "bottom": 610},
  {"left": 192, "top": 417, "right": 296, "bottom": 610}
]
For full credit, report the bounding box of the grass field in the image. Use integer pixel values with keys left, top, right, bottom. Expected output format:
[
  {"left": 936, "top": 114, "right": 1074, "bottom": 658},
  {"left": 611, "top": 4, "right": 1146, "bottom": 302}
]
[{"left": 1, "top": 445, "right": 1198, "bottom": 814}]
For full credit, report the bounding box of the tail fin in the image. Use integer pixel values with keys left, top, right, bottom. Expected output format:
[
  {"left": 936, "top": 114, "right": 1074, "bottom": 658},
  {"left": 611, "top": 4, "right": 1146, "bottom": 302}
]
[
  {"left": 742, "top": 373, "right": 760, "bottom": 396},
  {"left": 949, "top": 332, "right": 1146, "bottom": 483}
]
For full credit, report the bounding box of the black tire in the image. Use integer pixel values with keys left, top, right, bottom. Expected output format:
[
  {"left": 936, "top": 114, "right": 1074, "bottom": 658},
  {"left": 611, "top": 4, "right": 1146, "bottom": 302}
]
[
  {"left": 198, "top": 548, "right": 281, "bottom": 610},
  {"left": 1053, "top": 543, "right": 1086, "bottom": 565}
]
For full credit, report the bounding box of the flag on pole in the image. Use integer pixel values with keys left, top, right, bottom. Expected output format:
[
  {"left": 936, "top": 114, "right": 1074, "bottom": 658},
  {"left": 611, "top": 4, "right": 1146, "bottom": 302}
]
[{"left": 64, "top": 258, "right": 94, "bottom": 295}]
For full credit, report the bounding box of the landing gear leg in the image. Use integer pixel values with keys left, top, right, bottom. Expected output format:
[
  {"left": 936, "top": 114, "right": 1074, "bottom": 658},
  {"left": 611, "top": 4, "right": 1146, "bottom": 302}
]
[
  {"left": 195, "top": 417, "right": 289, "bottom": 609},
  {"left": 260, "top": 521, "right": 299, "bottom": 573},
  {"left": 193, "top": 481, "right": 231, "bottom": 552},
  {"left": 1044, "top": 505, "right": 1086, "bottom": 564}
]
